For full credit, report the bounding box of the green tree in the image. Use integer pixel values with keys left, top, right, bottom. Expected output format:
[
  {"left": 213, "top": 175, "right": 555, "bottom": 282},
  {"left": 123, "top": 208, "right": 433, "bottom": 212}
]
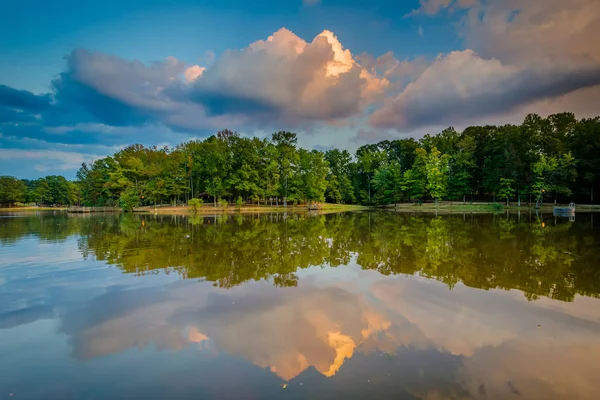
[
  {"left": 402, "top": 148, "right": 428, "bottom": 202},
  {"left": 569, "top": 117, "right": 600, "bottom": 203},
  {"left": 188, "top": 198, "right": 203, "bottom": 213},
  {"left": 119, "top": 188, "right": 139, "bottom": 212},
  {"left": 325, "top": 174, "right": 343, "bottom": 204},
  {"left": 0, "top": 176, "right": 27, "bottom": 206},
  {"left": 498, "top": 178, "right": 515, "bottom": 207},
  {"left": 31, "top": 178, "right": 51, "bottom": 204},
  {"left": 448, "top": 136, "right": 476, "bottom": 203},
  {"left": 532, "top": 152, "right": 577, "bottom": 207},
  {"left": 297, "top": 149, "right": 329, "bottom": 206},
  {"left": 425, "top": 147, "right": 450, "bottom": 207},
  {"left": 272, "top": 131, "right": 299, "bottom": 207},
  {"left": 372, "top": 160, "right": 403, "bottom": 205},
  {"left": 356, "top": 145, "right": 384, "bottom": 204},
  {"left": 197, "top": 136, "right": 230, "bottom": 207},
  {"left": 324, "top": 149, "right": 355, "bottom": 203}
]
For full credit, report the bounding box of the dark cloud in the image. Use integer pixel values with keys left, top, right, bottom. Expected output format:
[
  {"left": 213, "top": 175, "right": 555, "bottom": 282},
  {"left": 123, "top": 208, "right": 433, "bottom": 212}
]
[
  {"left": 182, "top": 88, "right": 281, "bottom": 117},
  {"left": 0, "top": 84, "right": 52, "bottom": 112},
  {"left": 47, "top": 49, "right": 189, "bottom": 127},
  {"left": 0, "top": 107, "right": 41, "bottom": 124},
  {"left": 51, "top": 72, "right": 154, "bottom": 127},
  {"left": 0, "top": 49, "right": 209, "bottom": 149}
]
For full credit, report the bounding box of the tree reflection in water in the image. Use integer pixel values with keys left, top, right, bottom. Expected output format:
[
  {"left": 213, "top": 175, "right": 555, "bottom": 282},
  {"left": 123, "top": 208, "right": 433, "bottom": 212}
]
[{"left": 2, "top": 211, "right": 597, "bottom": 302}]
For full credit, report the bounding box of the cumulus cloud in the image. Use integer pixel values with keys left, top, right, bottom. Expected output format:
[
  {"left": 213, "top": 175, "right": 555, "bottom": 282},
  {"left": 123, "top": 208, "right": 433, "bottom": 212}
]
[
  {"left": 370, "top": 50, "right": 600, "bottom": 130},
  {"left": 180, "top": 28, "right": 388, "bottom": 125},
  {"left": 380, "top": 0, "right": 600, "bottom": 131},
  {"left": 50, "top": 49, "right": 197, "bottom": 128},
  {"left": 1, "top": 27, "right": 391, "bottom": 155}
]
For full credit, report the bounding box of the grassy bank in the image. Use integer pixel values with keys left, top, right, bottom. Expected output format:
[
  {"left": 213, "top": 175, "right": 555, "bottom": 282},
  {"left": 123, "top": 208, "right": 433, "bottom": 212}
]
[
  {"left": 133, "top": 203, "right": 370, "bottom": 215},
  {"left": 0, "top": 206, "right": 68, "bottom": 212},
  {"left": 384, "top": 202, "right": 600, "bottom": 214}
]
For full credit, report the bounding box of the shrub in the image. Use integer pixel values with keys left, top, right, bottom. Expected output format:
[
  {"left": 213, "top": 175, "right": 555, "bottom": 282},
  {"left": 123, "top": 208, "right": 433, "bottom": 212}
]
[
  {"left": 235, "top": 196, "right": 243, "bottom": 210},
  {"left": 188, "top": 198, "right": 203, "bottom": 213},
  {"left": 119, "top": 188, "right": 139, "bottom": 212},
  {"left": 218, "top": 199, "right": 228, "bottom": 209},
  {"left": 491, "top": 202, "right": 504, "bottom": 212}
]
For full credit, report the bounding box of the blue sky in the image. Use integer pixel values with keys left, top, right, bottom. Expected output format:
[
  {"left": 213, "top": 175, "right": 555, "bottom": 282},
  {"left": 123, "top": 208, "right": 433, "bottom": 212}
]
[
  {"left": 2, "top": 0, "right": 455, "bottom": 93},
  {"left": 1, "top": 0, "right": 599, "bottom": 178}
]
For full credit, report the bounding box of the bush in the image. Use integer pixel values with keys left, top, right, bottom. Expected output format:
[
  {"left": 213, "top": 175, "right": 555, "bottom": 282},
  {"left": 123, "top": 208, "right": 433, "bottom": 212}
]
[
  {"left": 491, "top": 202, "right": 504, "bottom": 212},
  {"left": 188, "top": 198, "right": 203, "bottom": 213},
  {"left": 119, "top": 188, "right": 139, "bottom": 212},
  {"left": 235, "top": 196, "right": 243, "bottom": 210},
  {"left": 218, "top": 199, "right": 228, "bottom": 209}
]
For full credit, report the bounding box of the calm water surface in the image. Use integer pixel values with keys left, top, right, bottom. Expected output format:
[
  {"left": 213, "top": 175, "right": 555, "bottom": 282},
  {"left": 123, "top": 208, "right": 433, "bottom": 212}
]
[{"left": 1, "top": 211, "right": 599, "bottom": 399}]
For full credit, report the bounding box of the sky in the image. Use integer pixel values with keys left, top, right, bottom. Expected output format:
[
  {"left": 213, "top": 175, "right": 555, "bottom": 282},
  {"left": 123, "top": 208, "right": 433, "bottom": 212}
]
[{"left": 1, "top": 0, "right": 599, "bottom": 178}]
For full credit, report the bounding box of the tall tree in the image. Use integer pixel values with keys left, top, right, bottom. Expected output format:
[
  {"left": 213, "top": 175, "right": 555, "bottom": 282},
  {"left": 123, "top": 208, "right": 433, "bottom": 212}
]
[
  {"left": 425, "top": 147, "right": 450, "bottom": 207},
  {"left": 297, "top": 149, "right": 329, "bottom": 205},
  {"left": 448, "top": 136, "right": 476, "bottom": 203},
  {"left": 272, "top": 131, "right": 299, "bottom": 207},
  {"left": 324, "top": 149, "right": 355, "bottom": 204},
  {"left": 532, "top": 152, "right": 577, "bottom": 207},
  {"left": 403, "top": 148, "right": 428, "bottom": 202}
]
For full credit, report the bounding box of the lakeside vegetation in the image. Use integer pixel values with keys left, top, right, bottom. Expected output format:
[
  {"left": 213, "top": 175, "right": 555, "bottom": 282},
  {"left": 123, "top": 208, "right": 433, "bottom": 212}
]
[
  {"left": 133, "top": 203, "right": 369, "bottom": 215},
  {"left": 1, "top": 112, "right": 599, "bottom": 210}
]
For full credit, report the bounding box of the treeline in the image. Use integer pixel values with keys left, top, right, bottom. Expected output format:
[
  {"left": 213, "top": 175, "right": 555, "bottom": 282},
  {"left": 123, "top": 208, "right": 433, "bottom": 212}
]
[
  {"left": 1, "top": 112, "right": 599, "bottom": 208},
  {"left": 0, "top": 175, "right": 80, "bottom": 207}
]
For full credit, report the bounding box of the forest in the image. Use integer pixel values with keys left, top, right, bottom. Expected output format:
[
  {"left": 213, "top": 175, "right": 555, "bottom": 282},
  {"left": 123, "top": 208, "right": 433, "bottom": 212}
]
[{"left": 1, "top": 112, "right": 599, "bottom": 209}]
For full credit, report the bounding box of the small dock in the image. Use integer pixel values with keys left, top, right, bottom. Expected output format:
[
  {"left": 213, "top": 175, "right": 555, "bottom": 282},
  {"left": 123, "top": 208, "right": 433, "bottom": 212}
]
[
  {"left": 553, "top": 203, "right": 575, "bottom": 217},
  {"left": 67, "top": 206, "right": 121, "bottom": 213}
]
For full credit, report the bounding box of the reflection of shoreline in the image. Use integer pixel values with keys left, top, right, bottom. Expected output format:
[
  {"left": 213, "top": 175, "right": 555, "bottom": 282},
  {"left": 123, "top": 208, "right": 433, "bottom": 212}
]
[{"left": 2, "top": 212, "right": 599, "bottom": 302}]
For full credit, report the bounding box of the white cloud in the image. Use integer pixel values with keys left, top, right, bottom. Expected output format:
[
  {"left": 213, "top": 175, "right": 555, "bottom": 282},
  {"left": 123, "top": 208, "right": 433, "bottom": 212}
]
[
  {"left": 184, "top": 65, "right": 205, "bottom": 82},
  {"left": 184, "top": 28, "right": 389, "bottom": 125}
]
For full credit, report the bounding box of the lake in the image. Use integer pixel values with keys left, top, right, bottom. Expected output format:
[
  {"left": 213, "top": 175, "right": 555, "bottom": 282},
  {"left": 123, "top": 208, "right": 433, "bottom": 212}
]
[{"left": 1, "top": 211, "right": 599, "bottom": 399}]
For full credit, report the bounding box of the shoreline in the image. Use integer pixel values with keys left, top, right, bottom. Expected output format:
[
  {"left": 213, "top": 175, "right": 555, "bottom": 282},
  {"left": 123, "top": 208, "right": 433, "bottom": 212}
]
[
  {"left": 133, "top": 204, "right": 370, "bottom": 215},
  {"left": 0, "top": 206, "right": 68, "bottom": 211},
  {"left": 2, "top": 203, "right": 599, "bottom": 215},
  {"left": 380, "top": 203, "right": 600, "bottom": 214}
]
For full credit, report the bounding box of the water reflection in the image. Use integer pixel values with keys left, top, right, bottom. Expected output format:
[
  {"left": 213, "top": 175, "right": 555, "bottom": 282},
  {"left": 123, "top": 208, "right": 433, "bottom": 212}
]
[
  {"left": 0, "top": 211, "right": 599, "bottom": 399},
  {"left": 2, "top": 211, "right": 597, "bottom": 301}
]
